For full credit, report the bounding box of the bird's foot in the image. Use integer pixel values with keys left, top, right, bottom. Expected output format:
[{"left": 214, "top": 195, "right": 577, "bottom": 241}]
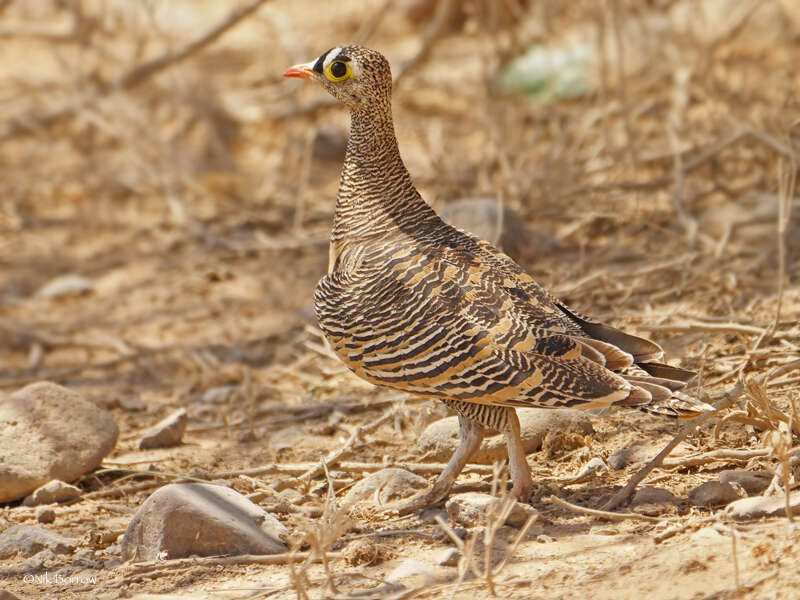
[
  {"left": 389, "top": 478, "right": 453, "bottom": 516},
  {"left": 510, "top": 478, "right": 535, "bottom": 504}
]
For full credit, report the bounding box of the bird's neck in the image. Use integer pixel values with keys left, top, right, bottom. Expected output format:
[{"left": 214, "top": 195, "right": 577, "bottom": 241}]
[{"left": 330, "top": 105, "right": 437, "bottom": 254}]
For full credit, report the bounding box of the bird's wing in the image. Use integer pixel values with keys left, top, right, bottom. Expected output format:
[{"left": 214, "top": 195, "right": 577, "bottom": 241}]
[
  {"left": 314, "top": 248, "right": 639, "bottom": 411},
  {"left": 458, "top": 230, "right": 673, "bottom": 365}
]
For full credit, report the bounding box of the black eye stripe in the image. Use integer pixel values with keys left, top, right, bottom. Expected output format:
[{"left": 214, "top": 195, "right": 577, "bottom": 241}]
[{"left": 313, "top": 47, "right": 334, "bottom": 74}]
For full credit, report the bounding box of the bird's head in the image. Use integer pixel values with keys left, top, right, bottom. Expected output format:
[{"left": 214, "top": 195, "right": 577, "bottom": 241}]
[{"left": 283, "top": 46, "right": 392, "bottom": 112}]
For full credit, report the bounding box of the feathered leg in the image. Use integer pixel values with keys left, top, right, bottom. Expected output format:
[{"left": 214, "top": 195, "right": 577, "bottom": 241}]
[{"left": 502, "top": 408, "right": 535, "bottom": 501}]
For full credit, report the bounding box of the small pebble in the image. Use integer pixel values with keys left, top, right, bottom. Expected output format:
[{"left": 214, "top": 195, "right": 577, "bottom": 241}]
[
  {"left": 436, "top": 547, "right": 460, "bottom": 566},
  {"left": 138, "top": 408, "right": 187, "bottom": 449},
  {"left": 35, "top": 507, "right": 55, "bottom": 524}
]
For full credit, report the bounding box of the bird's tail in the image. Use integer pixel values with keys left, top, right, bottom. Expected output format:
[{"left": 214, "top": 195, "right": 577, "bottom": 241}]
[{"left": 614, "top": 363, "right": 715, "bottom": 419}]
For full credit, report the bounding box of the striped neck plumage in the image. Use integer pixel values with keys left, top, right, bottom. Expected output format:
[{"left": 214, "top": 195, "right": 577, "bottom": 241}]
[{"left": 331, "top": 103, "right": 436, "bottom": 243}]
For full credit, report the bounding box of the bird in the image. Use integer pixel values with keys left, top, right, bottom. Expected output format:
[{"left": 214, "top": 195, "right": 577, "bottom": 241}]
[{"left": 283, "top": 46, "right": 713, "bottom": 513}]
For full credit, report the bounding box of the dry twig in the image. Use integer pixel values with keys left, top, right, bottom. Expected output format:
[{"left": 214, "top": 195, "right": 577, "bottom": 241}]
[{"left": 546, "top": 494, "right": 662, "bottom": 522}]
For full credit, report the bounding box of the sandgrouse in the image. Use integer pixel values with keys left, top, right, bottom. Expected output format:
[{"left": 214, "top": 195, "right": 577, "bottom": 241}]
[{"left": 284, "top": 46, "right": 713, "bottom": 513}]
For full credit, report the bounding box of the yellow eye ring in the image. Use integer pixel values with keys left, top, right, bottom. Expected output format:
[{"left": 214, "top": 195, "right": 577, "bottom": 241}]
[{"left": 324, "top": 60, "right": 352, "bottom": 82}]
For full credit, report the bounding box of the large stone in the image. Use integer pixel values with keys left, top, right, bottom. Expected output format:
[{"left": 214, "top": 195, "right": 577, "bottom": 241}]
[
  {"left": 417, "top": 408, "right": 594, "bottom": 464},
  {"left": 138, "top": 408, "right": 187, "bottom": 449},
  {"left": 0, "top": 382, "right": 119, "bottom": 503},
  {"left": 719, "top": 470, "right": 772, "bottom": 496},
  {"left": 0, "top": 524, "right": 77, "bottom": 558},
  {"left": 726, "top": 492, "right": 800, "bottom": 520},
  {"left": 445, "top": 493, "right": 539, "bottom": 528},
  {"left": 121, "top": 483, "right": 288, "bottom": 561},
  {"left": 341, "top": 468, "right": 428, "bottom": 509},
  {"left": 440, "top": 198, "right": 560, "bottom": 264},
  {"left": 631, "top": 487, "right": 678, "bottom": 507}
]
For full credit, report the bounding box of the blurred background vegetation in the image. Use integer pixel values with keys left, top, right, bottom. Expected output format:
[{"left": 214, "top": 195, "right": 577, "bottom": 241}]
[{"left": 0, "top": 0, "right": 798, "bottom": 403}]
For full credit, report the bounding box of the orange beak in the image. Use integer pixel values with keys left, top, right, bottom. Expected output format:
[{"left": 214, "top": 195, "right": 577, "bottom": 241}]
[{"left": 283, "top": 60, "right": 315, "bottom": 80}]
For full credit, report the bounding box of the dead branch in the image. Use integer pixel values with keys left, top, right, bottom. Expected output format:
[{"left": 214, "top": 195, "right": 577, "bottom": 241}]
[
  {"left": 297, "top": 409, "right": 396, "bottom": 485},
  {"left": 638, "top": 322, "right": 766, "bottom": 336},
  {"left": 602, "top": 382, "right": 745, "bottom": 511},
  {"left": 660, "top": 448, "right": 770, "bottom": 469},
  {"left": 546, "top": 495, "right": 662, "bottom": 522},
  {"left": 123, "top": 551, "right": 344, "bottom": 576},
  {"left": 213, "top": 460, "right": 495, "bottom": 479}
]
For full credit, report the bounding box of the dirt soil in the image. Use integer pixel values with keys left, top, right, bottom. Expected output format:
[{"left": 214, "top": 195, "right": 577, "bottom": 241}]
[{"left": 1, "top": 1, "right": 799, "bottom": 599}]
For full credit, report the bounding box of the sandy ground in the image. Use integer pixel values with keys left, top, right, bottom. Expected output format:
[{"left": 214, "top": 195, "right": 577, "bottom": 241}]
[{"left": 1, "top": 1, "right": 799, "bottom": 598}]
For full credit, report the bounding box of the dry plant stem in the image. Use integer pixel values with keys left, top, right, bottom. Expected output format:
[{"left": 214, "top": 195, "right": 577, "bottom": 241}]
[
  {"left": 0, "top": 0, "right": 271, "bottom": 142},
  {"left": 602, "top": 382, "right": 745, "bottom": 511},
  {"left": 772, "top": 157, "right": 795, "bottom": 333},
  {"left": 639, "top": 322, "right": 766, "bottom": 336},
  {"left": 218, "top": 460, "right": 494, "bottom": 479},
  {"left": 546, "top": 495, "right": 662, "bottom": 522},
  {"left": 608, "top": 0, "right": 637, "bottom": 166},
  {"left": 123, "top": 551, "right": 343, "bottom": 575},
  {"left": 654, "top": 515, "right": 720, "bottom": 543},
  {"left": 660, "top": 448, "right": 771, "bottom": 469}
]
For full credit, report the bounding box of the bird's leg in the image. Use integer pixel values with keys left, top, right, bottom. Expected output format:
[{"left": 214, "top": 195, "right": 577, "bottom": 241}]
[
  {"left": 502, "top": 408, "right": 535, "bottom": 502},
  {"left": 394, "top": 414, "right": 485, "bottom": 515}
]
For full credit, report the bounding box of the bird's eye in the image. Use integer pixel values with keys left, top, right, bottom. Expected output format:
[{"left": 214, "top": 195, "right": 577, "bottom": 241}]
[{"left": 325, "top": 60, "right": 351, "bottom": 82}]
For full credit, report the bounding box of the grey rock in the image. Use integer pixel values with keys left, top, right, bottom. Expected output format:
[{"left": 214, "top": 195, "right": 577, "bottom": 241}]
[
  {"left": 631, "top": 487, "right": 678, "bottom": 506},
  {"left": 0, "top": 524, "right": 77, "bottom": 558},
  {"left": 138, "top": 408, "right": 188, "bottom": 449},
  {"left": 536, "top": 534, "right": 554, "bottom": 543},
  {"left": 34, "top": 274, "right": 92, "bottom": 299},
  {"left": 341, "top": 468, "right": 428, "bottom": 509},
  {"left": 35, "top": 506, "right": 56, "bottom": 524},
  {"left": 0, "top": 382, "right": 119, "bottom": 503},
  {"left": 22, "top": 548, "right": 56, "bottom": 571},
  {"left": 688, "top": 481, "right": 743, "bottom": 507},
  {"left": 121, "top": 482, "right": 288, "bottom": 561},
  {"left": 73, "top": 548, "right": 99, "bottom": 567},
  {"left": 719, "top": 470, "right": 772, "bottom": 496},
  {"left": 726, "top": 493, "right": 800, "bottom": 520},
  {"left": 445, "top": 493, "right": 539, "bottom": 528},
  {"left": 608, "top": 444, "right": 652, "bottom": 470},
  {"left": 23, "top": 480, "right": 82, "bottom": 506},
  {"left": 418, "top": 408, "right": 593, "bottom": 464}
]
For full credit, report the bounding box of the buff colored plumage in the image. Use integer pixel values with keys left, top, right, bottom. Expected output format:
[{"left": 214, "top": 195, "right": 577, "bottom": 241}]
[{"left": 284, "top": 46, "right": 713, "bottom": 512}]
